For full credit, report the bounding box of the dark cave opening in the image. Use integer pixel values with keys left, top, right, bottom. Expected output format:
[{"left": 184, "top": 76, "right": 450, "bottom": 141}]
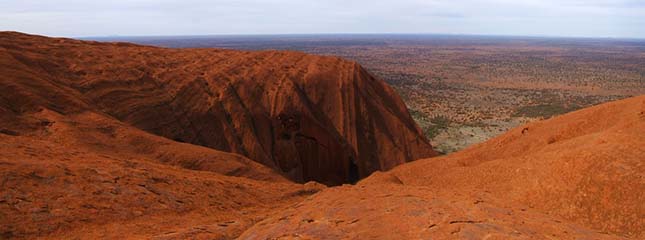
[{"left": 348, "top": 158, "right": 359, "bottom": 184}]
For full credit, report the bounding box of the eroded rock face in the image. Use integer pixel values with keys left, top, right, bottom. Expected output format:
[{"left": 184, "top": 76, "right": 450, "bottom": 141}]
[
  {"left": 0, "top": 32, "right": 437, "bottom": 185},
  {"left": 238, "top": 95, "right": 645, "bottom": 240}
]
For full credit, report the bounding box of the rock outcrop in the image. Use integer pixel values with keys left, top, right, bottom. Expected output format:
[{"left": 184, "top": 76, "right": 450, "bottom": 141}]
[
  {"left": 243, "top": 95, "right": 644, "bottom": 239},
  {"left": 0, "top": 32, "right": 437, "bottom": 185}
]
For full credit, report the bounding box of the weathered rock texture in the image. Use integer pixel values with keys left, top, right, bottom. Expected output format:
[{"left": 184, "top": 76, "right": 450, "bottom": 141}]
[
  {"left": 0, "top": 32, "right": 436, "bottom": 185},
  {"left": 2, "top": 32, "right": 641, "bottom": 240},
  {"left": 0, "top": 110, "right": 324, "bottom": 239},
  {"left": 243, "top": 95, "right": 645, "bottom": 239}
]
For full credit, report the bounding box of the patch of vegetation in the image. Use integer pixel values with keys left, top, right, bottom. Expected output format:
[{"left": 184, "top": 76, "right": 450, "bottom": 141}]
[
  {"left": 409, "top": 110, "right": 452, "bottom": 139},
  {"left": 422, "top": 115, "right": 452, "bottom": 139},
  {"left": 512, "top": 104, "right": 580, "bottom": 119},
  {"left": 463, "top": 121, "right": 489, "bottom": 128},
  {"left": 409, "top": 109, "right": 425, "bottom": 120},
  {"left": 431, "top": 115, "right": 451, "bottom": 127},
  {"left": 381, "top": 72, "right": 424, "bottom": 86}
]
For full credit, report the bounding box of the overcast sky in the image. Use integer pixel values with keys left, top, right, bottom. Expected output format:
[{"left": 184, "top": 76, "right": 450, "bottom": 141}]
[{"left": 1, "top": 0, "right": 644, "bottom": 38}]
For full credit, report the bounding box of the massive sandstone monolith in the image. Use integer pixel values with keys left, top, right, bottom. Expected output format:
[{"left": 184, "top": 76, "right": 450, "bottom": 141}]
[{"left": 0, "top": 31, "right": 437, "bottom": 185}]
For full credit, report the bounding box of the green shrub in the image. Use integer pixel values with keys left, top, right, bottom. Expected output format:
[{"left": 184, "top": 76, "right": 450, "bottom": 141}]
[{"left": 423, "top": 115, "right": 451, "bottom": 139}]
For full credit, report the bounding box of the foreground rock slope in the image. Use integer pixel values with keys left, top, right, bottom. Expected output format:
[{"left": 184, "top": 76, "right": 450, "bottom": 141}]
[
  {"left": 241, "top": 95, "right": 644, "bottom": 239},
  {"left": 0, "top": 116, "right": 322, "bottom": 239},
  {"left": 0, "top": 32, "right": 436, "bottom": 185}
]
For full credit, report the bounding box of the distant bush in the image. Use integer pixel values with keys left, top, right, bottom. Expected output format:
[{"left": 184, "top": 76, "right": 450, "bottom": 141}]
[
  {"left": 409, "top": 109, "right": 425, "bottom": 120},
  {"left": 423, "top": 115, "right": 451, "bottom": 139},
  {"left": 408, "top": 110, "right": 452, "bottom": 139},
  {"left": 430, "top": 115, "right": 451, "bottom": 127}
]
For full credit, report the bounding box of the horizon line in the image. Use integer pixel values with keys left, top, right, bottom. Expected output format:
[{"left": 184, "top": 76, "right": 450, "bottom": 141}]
[{"left": 77, "top": 32, "right": 645, "bottom": 41}]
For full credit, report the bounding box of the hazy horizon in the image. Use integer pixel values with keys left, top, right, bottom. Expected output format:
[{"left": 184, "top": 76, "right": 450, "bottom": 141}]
[
  {"left": 82, "top": 32, "right": 645, "bottom": 41},
  {"left": 2, "top": 0, "right": 644, "bottom": 39}
]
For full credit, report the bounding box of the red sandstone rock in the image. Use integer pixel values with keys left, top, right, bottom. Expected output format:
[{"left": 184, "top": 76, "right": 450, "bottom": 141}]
[
  {"left": 0, "top": 31, "right": 436, "bottom": 185},
  {"left": 242, "top": 95, "right": 644, "bottom": 239},
  {"left": 1, "top": 32, "right": 641, "bottom": 239}
]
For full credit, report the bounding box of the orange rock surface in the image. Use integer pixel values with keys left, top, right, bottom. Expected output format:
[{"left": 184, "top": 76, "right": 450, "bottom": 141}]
[
  {"left": 0, "top": 31, "right": 436, "bottom": 186},
  {"left": 244, "top": 95, "right": 644, "bottom": 239},
  {"left": 1, "top": 32, "right": 642, "bottom": 239}
]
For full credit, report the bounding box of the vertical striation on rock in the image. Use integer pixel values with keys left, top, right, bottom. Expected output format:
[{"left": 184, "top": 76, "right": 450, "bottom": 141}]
[{"left": 0, "top": 32, "right": 437, "bottom": 185}]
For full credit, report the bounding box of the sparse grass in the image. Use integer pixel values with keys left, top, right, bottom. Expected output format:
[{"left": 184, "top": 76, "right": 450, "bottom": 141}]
[
  {"left": 409, "top": 109, "right": 425, "bottom": 120},
  {"left": 422, "top": 115, "right": 451, "bottom": 139},
  {"left": 409, "top": 110, "right": 452, "bottom": 139},
  {"left": 430, "top": 115, "right": 451, "bottom": 127},
  {"left": 463, "top": 121, "right": 488, "bottom": 128}
]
